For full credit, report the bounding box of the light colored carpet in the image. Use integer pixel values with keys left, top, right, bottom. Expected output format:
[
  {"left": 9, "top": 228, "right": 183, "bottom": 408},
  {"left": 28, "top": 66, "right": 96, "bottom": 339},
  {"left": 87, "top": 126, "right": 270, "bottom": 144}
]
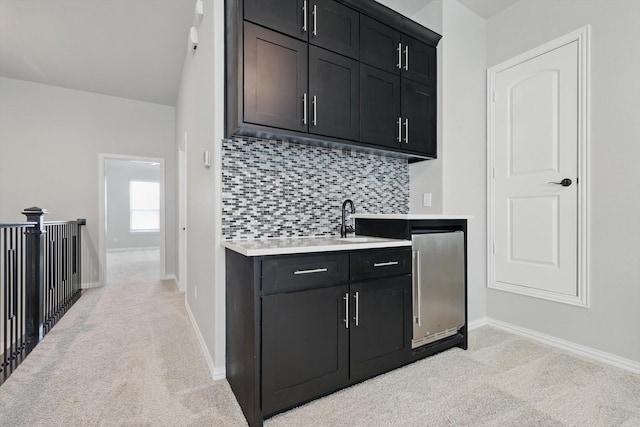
[
  {"left": 0, "top": 276, "right": 638, "bottom": 426},
  {"left": 106, "top": 248, "right": 161, "bottom": 284}
]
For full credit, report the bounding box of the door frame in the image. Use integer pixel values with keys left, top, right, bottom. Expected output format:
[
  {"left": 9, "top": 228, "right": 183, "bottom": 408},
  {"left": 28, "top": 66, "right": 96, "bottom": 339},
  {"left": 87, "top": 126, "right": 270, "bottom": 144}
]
[
  {"left": 178, "top": 132, "right": 188, "bottom": 293},
  {"left": 486, "top": 26, "right": 591, "bottom": 307},
  {"left": 98, "top": 153, "right": 167, "bottom": 286}
]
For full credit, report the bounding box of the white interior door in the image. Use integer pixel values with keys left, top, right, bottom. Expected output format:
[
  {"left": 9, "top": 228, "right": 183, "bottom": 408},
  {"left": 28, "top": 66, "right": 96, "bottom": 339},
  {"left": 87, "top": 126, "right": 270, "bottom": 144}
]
[{"left": 488, "top": 30, "right": 590, "bottom": 306}]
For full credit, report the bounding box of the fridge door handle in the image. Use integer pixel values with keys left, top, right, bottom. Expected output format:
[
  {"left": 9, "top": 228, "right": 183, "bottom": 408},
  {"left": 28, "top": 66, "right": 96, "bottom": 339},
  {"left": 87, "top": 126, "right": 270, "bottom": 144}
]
[{"left": 412, "top": 250, "right": 421, "bottom": 326}]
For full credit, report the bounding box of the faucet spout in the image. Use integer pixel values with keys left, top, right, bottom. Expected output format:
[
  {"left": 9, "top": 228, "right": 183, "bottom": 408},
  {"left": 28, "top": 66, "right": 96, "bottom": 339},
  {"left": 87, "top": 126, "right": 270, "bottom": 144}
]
[{"left": 340, "top": 199, "right": 356, "bottom": 238}]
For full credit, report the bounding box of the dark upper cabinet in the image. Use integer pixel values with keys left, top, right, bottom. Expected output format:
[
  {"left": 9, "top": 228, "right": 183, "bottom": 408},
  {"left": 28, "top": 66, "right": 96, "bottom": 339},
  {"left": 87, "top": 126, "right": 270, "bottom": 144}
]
[
  {"left": 309, "top": 0, "right": 359, "bottom": 59},
  {"left": 350, "top": 276, "right": 411, "bottom": 381},
  {"left": 243, "top": 22, "right": 308, "bottom": 132},
  {"left": 402, "top": 79, "right": 436, "bottom": 157},
  {"left": 401, "top": 34, "right": 436, "bottom": 86},
  {"left": 309, "top": 46, "right": 359, "bottom": 141},
  {"left": 360, "top": 15, "right": 401, "bottom": 74},
  {"left": 244, "top": 0, "right": 308, "bottom": 41},
  {"left": 360, "top": 64, "right": 400, "bottom": 148},
  {"left": 261, "top": 285, "right": 349, "bottom": 415}
]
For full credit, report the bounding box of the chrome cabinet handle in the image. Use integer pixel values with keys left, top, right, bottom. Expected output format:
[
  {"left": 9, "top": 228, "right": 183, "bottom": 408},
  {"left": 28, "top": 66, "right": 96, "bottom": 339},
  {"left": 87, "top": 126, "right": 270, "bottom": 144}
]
[
  {"left": 312, "top": 95, "right": 317, "bottom": 126},
  {"left": 374, "top": 261, "right": 399, "bottom": 267},
  {"left": 293, "top": 267, "right": 327, "bottom": 275},
  {"left": 397, "top": 43, "right": 402, "bottom": 69},
  {"left": 413, "top": 250, "right": 421, "bottom": 326},
  {"left": 353, "top": 291, "right": 359, "bottom": 326},
  {"left": 343, "top": 292, "right": 349, "bottom": 329},
  {"left": 397, "top": 117, "right": 402, "bottom": 142},
  {"left": 302, "top": 1, "right": 307, "bottom": 32},
  {"left": 303, "top": 93, "right": 307, "bottom": 125},
  {"left": 404, "top": 45, "right": 409, "bottom": 71},
  {"left": 404, "top": 118, "right": 409, "bottom": 144},
  {"left": 312, "top": 4, "right": 317, "bottom": 36}
]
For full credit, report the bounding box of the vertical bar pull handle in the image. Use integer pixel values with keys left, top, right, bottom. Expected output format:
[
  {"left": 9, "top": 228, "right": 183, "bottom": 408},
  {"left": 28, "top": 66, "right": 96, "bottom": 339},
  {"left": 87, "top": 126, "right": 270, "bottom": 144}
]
[
  {"left": 413, "top": 250, "right": 421, "bottom": 326},
  {"left": 343, "top": 292, "right": 349, "bottom": 329},
  {"left": 312, "top": 4, "right": 317, "bottom": 36},
  {"left": 303, "top": 93, "right": 307, "bottom": 125},
  {"left": 397, "top": 117, "right": 402, "bottom": 142},
  {"left": 404, "top": 45, "right": 409, "bottom": 71},
  {"left": 404, "top": 118, "right": 409, "bottom": 144},
  {"left": 302, "top": 1, "right": 307, "bottom": 32},
  {"left": 312, "top": 95, "right": 317, "bottom": 126},
  {"left": 353, "top": 291, "right": 359, "bottom": 326},
  {"left": 397, "top": 43, "right": 402, "bottom": 69}
]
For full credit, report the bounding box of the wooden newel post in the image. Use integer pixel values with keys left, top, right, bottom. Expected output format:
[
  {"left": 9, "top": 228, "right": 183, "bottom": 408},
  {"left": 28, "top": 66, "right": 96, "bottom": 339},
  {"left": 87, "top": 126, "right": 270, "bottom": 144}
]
[{"left": 23, "top": 207, "right": 48, "bottom": 352}]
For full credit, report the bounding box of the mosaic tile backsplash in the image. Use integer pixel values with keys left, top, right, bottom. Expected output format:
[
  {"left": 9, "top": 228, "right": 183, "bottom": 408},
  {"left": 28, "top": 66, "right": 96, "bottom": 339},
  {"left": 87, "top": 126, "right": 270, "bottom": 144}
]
[{"left": 222, "top": 137, "right": 409, "bottom": 240}]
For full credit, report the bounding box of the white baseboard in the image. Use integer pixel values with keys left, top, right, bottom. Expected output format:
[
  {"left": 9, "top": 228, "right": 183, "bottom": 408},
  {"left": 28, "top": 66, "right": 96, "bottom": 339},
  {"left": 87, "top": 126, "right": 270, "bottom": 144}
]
[
  {"left": 467, "top": 317, "right": 489, "bottom": 331},
  {"left": 483, "top": 318, "right": 640, "bottom": 375},
  {"left": 81, "top": 282, "right": 101, "bottom": 289},
  {"left": 162, "top": 274, "right": 177, "bottom": 282},
  {"left": 185, "top": 300, "right": 226, "bottom": 381},
  {"left": 106, "top": 247, "right": 160, "bottom": 253}
]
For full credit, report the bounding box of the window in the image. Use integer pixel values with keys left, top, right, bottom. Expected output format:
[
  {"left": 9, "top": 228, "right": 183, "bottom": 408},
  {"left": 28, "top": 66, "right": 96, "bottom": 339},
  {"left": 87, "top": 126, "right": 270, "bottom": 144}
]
[{"left": 130, "top": 181, "right": 160, "bottom": 232}]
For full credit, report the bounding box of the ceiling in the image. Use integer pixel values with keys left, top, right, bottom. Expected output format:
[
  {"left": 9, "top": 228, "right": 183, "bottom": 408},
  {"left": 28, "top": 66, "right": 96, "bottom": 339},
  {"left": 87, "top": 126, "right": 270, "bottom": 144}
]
[
  {"left": 0, "top": 0, "right": 195, "bottom": 106},
  {"left": 0, "top": 0, "right": 518, "bottom": 107}
]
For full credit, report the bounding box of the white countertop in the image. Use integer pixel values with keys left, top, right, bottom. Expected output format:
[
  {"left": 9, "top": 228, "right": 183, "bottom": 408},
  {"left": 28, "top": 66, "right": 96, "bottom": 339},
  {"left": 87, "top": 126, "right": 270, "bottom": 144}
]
[
  {"left": 221, "top": 236, "right": 411, "bottom": 257},
  {"left": 353, "top": 214, "right": 472, "bottom": 220}
]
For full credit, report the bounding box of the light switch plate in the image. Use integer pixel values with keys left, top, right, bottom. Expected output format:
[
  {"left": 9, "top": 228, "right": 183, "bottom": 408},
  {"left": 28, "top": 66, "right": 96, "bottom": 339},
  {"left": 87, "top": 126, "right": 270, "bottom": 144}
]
[{"left": 423, "top": 193, "right": 432, "bottom": 207}]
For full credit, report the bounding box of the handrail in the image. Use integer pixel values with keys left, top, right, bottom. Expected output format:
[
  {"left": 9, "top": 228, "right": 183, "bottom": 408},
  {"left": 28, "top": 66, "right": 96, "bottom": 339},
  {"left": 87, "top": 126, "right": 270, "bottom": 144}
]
[{"left": 0, "top": 222, "right": 37, "bottom": 228}]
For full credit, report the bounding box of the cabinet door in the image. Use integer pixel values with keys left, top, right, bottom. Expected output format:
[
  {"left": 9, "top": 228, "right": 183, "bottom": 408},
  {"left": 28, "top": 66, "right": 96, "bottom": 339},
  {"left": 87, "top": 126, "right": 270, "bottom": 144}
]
[
  {"left": 262, "top": 285, "right": 349, "bottom": 415},
  {"left": 244, "top": 22, "right": 308, "bottom": 132},
  {"left": 360, "top": 15, "right": 401, "bottom": 74},
  {"left": 401, "top": 34, "right": 436, "bottom": 86},
  {"left": 402, "top": 79, "right": 436, "bottom": 157},
  {"left": 309, "top": 0, "right": 359, "bottom": 59},
  {"left": 244, "top": 0, "right": 308, "bottom": 41},
  {"left": 350, "top": 276, "right": 411, "bottom": 381},
  {"left": 309, "top": 46, "right": 359, "bottom": 141},
  {"left": 360, "top": 64, "right": 401, "bottom": 148}
]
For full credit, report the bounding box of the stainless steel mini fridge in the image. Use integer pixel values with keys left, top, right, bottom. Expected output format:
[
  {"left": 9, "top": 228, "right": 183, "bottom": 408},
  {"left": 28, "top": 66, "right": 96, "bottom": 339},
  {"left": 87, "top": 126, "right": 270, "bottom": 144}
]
[{"left": 411, "top": 230, "right": 465, "bottom": 349}]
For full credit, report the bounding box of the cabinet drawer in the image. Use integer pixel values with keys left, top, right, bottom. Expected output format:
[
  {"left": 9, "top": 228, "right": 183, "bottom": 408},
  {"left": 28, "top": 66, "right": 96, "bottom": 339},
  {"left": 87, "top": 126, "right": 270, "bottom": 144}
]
[
  {"left": 262, "top": 253, "right": 349, "bottom": 293},
  {"left": 350, "top": 248, "right": 411, "bottom": 280}
]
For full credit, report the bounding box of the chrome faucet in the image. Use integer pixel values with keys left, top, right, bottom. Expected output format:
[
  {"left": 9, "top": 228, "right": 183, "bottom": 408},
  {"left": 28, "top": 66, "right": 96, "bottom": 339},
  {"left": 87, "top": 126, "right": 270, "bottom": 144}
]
[{"left": 340, "top": 199, "right": 356, "bottom": 238}]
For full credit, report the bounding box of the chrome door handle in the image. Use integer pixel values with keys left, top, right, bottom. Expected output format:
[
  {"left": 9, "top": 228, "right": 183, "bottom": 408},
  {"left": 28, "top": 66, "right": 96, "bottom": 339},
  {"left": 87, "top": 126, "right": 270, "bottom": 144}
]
[
  {"left": 312, "top": 4, "right": 317, "bottom": 36},
  {"left": 293, "top": 267, "right": 327, "bottom": 275},
  {"left": 397, "top": 117, "right": 402, "bottom": 142},
  {"left": 404, "top": 45, "right": 409, "bottom": 71},
  {"left": 548, "top": 178, "right": 572, "bottom": 187},
  {"left": 353, "top": 291, "right": 359, "bottom": 326},
  {"left": 312, "top": 95, "right": 317, "bottom": 126},
  {"left": 343, "top": 292, "right": 349, "bottom": 329},
  {"left": 374, "top": 261, "right": 399, "bottom": 267},
  {"left": 404, "top": 118, "right": 409, "bottom": 144},
  {"left": 413, "top": 250, "right": 421, "bottom": 326},
  {"left": 397, "top": 43, "right": 402, "bottom": 69},
  {"left": 302, "top": 1, "right": 307, "bottom": 32},
  {"left": 303, "top": 93, "right": 307, "bottom": 125}
]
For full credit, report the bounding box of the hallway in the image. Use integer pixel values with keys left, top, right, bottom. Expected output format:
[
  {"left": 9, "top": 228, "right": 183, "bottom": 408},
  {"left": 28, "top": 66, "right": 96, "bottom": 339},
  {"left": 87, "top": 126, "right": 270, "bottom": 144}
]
[{"left": 0, "top": 279, "right": 244, "bottom": 426}]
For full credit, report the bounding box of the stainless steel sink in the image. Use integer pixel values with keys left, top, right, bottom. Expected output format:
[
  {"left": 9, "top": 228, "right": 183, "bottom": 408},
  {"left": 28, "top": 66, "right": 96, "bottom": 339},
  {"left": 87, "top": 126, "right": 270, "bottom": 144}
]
[{"left": 336, "top": 236, "right": 385, "bottom": 243}]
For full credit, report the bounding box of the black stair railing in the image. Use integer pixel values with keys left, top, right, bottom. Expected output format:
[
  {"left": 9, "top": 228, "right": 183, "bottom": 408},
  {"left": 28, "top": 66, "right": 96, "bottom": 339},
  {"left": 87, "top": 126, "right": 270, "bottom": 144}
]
[{"left": 0, "top": 207, "right": 86, "bottom": 385}]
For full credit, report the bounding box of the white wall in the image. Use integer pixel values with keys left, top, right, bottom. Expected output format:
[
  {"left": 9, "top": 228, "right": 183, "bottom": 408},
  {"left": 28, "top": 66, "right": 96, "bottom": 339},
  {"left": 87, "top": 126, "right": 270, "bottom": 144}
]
[
  {"left": 439, "top": 1, "right": 487, "bottom": 322},
  {"left": 486, "top": 0, "right": 640, "bottom": 363},
  {"left": 0, "top": 77, "right": 176, "bottom": 285},
  {"left": 175, "top": 0, "right": 226, "bottom": 378}
]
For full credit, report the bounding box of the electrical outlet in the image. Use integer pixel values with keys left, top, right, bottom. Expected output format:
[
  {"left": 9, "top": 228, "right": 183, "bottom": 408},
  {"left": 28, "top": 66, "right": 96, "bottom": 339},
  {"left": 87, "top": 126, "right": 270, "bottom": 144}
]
[{"left": 423, "top": 193, "right": 432, "bottom": 207}]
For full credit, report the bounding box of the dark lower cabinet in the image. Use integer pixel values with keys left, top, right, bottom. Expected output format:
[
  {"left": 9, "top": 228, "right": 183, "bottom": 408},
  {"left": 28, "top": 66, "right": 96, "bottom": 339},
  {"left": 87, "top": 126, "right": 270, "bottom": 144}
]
[
  {"left": 243, "top": 22, "right": 308, "bottom": 132},
  {"left": 402, "top": 79, "right": 436, "bottom": 157},
  {"left": 262, "top": 285, "right": 349, "bottom": 415},
  {"left": 226, "top": 246, "right": 413, "bottom": 426},
  {"left": 309, "top": 46, "right": 359, "bottom": 140},
  {"left": 349, "top": 276, "right": 411, "bottom": 381}
]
